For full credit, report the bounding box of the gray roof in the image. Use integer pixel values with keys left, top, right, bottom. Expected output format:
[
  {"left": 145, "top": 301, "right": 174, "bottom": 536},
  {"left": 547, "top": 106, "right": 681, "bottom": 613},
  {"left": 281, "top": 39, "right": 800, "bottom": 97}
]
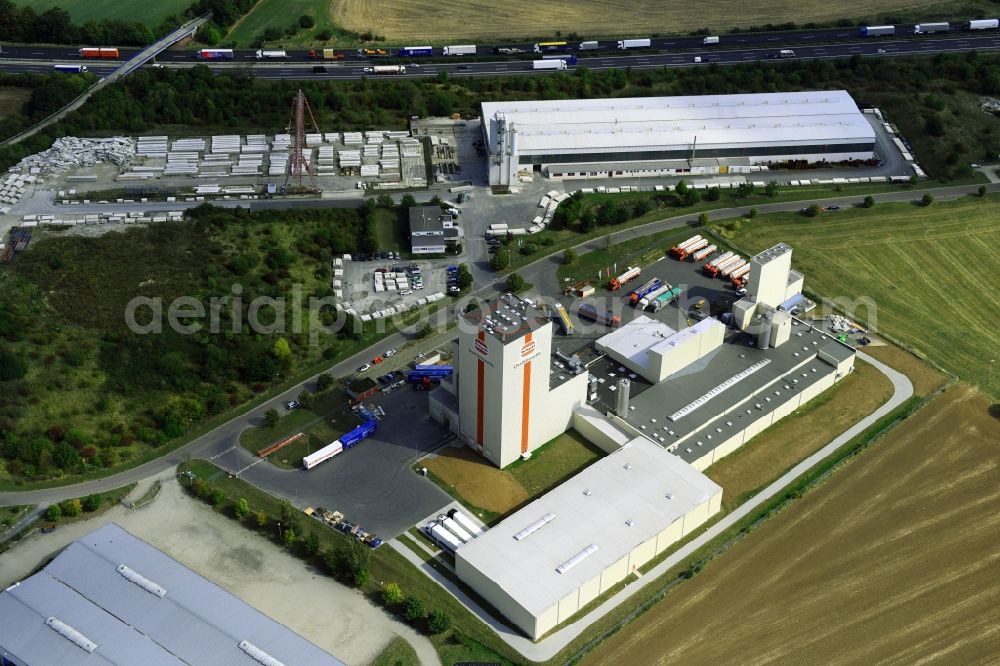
[
  {"left": 482, "top": 91, "right": 874, "bottom": 155},
  {"left": 408, "top": 205, "right": 445, "bottom": 233},
  {"left": 0, "top": 523, "right": 344, "bottom": 666},
  {"left": 456, "top": 437, "right": 720, "bottom": 616}
]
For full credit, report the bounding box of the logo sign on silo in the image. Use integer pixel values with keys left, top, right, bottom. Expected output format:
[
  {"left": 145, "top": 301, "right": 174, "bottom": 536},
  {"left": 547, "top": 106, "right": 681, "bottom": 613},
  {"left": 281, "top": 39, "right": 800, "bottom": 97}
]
[
  {"left": 520, "top": 341, "right": 536, "bottom": 357},
  {"left": 474, "top": 339, "right": 489, "bottom": 356}
]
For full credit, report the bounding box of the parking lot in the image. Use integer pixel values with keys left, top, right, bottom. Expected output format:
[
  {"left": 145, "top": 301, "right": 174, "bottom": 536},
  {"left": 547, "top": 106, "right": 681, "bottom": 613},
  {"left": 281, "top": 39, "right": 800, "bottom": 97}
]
[{"left": 339, "top": 254, "right": 458, "bottom": 316}]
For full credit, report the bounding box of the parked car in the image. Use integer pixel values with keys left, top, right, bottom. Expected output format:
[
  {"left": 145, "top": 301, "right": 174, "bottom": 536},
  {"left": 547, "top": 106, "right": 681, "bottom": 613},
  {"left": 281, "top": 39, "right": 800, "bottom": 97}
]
[
  {"left": 384, "top": 348, "right": 397, "bottom": 357},
  {"left": 284, "top": 400, "right": 300, "bottom": 410},
  {"left": 372, "top": 355, "right": 384, "bottom": 365},
  {"left": 356, "top": 363, "right": 372, "bottom": 373},
  {"left": 826, "top": 205, "right": 841, "bottom": 211},
  {"left": 400, "top": 289, "right": 413, "bottom": 296},
  {"left": 367, "top": 537, "right": 384, "bottom": 549}
]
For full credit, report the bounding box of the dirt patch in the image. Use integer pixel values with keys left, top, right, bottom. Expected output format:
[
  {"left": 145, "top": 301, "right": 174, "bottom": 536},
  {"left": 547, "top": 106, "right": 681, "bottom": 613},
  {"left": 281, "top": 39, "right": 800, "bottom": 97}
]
[
  {"left": 424, "top": 446, "right": 528, "bottom": 515},
  {"left": 585, "top": 384, "right": 1000, "bottom": 665},
  {"left": 706, "top": 359, "right": 892, "bottom": 512},
  {"left": 863, "top": 344, "right": 950, "bottom": 398}
]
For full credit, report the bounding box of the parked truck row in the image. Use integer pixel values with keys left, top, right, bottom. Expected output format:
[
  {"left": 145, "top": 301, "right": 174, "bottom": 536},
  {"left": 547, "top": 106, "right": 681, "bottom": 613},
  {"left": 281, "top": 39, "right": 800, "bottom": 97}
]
[
  {"left": 302, "top": 419, "right": 378, "bottom": 470},
  {"left": 422, "top": 508, "right": 486, "bottom": 553}
]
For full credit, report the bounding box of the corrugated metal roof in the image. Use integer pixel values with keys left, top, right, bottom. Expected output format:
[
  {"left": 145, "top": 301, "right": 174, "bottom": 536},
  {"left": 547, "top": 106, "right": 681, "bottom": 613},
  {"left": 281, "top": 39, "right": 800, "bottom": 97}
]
[
  {"left": 482, "top": 91, "right": 874, "bottom": 154},
  {"left": 456, "top": 437, "right": 721, "bottom": 615},
  {"left": 0, "top": 523, "right": 345, "bottom": 666}
]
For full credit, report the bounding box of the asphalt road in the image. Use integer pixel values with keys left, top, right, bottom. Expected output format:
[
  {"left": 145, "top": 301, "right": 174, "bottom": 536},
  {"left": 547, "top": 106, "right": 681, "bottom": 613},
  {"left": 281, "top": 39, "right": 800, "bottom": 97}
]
[{"left": 2, "top": 30, "right": 999, "bottom": 80}]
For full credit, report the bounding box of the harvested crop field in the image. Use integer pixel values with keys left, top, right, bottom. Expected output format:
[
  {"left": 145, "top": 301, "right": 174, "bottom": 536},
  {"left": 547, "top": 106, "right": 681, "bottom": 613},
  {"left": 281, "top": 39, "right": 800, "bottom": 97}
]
[
  {"left": 723, "top": 195, "right": 1000, "bottom": 399},
  {"left": 331, "top": 0, "right": 972, "bottom": 41},
  {"left": 706, "top": 358, "right": 892, "bottom": 512},
  {"left": 584, "top": 384, "right": 1000, "bottom": 665}
]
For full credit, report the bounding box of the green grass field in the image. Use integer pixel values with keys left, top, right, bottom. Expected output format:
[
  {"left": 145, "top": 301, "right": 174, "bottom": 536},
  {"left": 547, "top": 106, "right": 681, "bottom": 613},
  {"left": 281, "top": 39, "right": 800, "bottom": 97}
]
[
  {"left": 14, "top": 0, "right": 191, "bottom": 27},
  {"left": 370, "top": 637, "right": 420, "bottom": 666},
  {"left": 720, "top": 193, "right": 1000, "bottom": 398},
  {"left": 226, "top": 0, "right": 344, "bottom": 47}
]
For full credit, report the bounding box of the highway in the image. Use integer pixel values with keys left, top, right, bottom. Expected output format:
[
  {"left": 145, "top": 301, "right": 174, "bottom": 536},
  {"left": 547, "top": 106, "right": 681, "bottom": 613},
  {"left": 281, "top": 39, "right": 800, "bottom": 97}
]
[{"left": 2, "top": 27, "right": 1000, "bottom": 81}]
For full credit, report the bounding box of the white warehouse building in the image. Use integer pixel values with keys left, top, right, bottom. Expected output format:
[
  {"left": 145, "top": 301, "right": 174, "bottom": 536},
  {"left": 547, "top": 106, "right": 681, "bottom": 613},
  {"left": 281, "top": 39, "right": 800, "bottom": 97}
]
[
  {"left": 455, "top": 436, "right": 722, "bottom": 639},
  {"left": 483, "top": 90, "right": 876, "bottom": 189}
]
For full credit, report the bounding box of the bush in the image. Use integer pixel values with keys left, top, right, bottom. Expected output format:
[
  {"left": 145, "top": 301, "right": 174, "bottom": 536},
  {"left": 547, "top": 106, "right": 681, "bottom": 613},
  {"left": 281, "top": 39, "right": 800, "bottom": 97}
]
[
  {"left": 46, "top": 503, "right": 62, "bottom": 522},
  {"left": 457, "top": 263, "right": 473, "bottom": 289},
  {"left": 382, "top": 582, "right": 403, "bottom": 606},
  {"left": 210, "top": 488, "right": 226, "bottom": 506},
  {"left": 427, "top": 609, "right": 451, "bottom": 634},
  {"left": 303, "top": 531, "right": 321, "bottom": 556},
  {"left": 400, "top": 193, "right": 417, "bottom": 208},
  {"left": 403, "top": 596, "right": 425, "bottom": 623},
  {"left": 862, "top": 195, "right": 876, "bottom": 208},
  {"left": 256, "top": 510, "right": 267, "bottom": 527},
  {"left": 563, "top": 248, "right": 577, "bottom": 265},
  {"left": 283, "top": 526, "right": 297, "bottom": 545},
  {"left": 83, "top": 494, "right": 101, "bottom": 512},
  {"left": 316, "top": 373, "right": 334, "bottom": 391},
  {"left": 489, "top": 250, "right": 509, "bottom": 271},
  {"left": 264, "top": 408, "right": 280, "bottom": 427},
  {"left": 747, "top": 208, "right": 758, "bottom": 219},
  {"left": 705, "top": 187, "right": 721, "bottom": 202},
  {"left": 315, "top": 29, "right": 333, "bottom": 41},
  {"left": 298, "top": 15, "right": 315, "bottom": 29},
  {"left": 697, "top": 212, "right": 709, "bottom": 227},
  {"left": 979, "top": 185, "right": 988, "bottom": 197},
  {"left": 802, "top": 204, "right": 821, "bottom": 218},
  {"left": 921, "top": 193, "right": 934, "bottom": 206},
  {"left": 235, "top": 498, "right": 250, "bottom": 520},
  {"left": 354, "top": 567, "right": 370, "bottom": 587},
  {"left": 0, "top": 348, "right": 29, "bottom": 381},
  {"left": 506, "top": 272, "right": 526, "bottom": 293},
  {"left": 193, "top": 477, "right": 209, "bottom": 498},
  {"left": 61, "top": 498, "right": 82, "bottom": 517},
  {"left": 764, "top": 180, "right": 779, "bottom": 197}
]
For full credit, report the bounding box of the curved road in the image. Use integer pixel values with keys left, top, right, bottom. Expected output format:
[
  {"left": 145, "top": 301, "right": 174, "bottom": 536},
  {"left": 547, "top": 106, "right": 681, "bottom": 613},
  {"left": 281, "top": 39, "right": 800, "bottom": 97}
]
[{"left": 0, "top": 180, "right": 990, "bottom": 508}]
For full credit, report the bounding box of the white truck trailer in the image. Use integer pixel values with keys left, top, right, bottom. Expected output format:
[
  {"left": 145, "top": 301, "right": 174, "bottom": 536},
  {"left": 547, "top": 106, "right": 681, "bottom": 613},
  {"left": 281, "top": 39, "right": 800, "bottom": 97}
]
[
  {"left": 617, "top": 38, "right": 651, "bottom": 49},
  {"left": 532, "top": 59, "right": 567, "bottom": 70}
]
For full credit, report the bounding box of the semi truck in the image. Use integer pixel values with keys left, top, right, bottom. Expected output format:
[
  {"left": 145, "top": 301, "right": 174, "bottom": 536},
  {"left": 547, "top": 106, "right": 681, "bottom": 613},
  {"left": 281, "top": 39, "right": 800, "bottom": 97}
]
[
  {"left": 364, "top": 65, "right": 407, "bottom": 74},
  {"left": 407, "top": 365, "right": 454, "bottom": 382},
  {"left": 638, "top": 283, "right": 673, "bottom": 309},
  {"left": 914, "top": 22, "right": 950, "bottom": 34},
  {"left": 703, "top": 251, "right": 734, "bottom": 274},
  {"left": 440, "top": 517, "right": 473, "bottom": 543},
  {"left": 340, "top": 420, "right": 377, "bottom": 448},
  {"left": 674, "top": 238, "right": 709, "bottom": 261},
  {"left": 532, "top": 59, "right": 568, "bottom": 70},
  {"left": 669, "top": 235, "right": 703, "bottom": 258},
  {"left": 629, "top": 278, "right": 663, "bottom": 305},
  {"left": 617, "top": 38, "right": 651, "bottom": 49},
  {"left": 609, "top": 266, "right": 640, "bottom": 290},
  {"left": 308, "top": 48, "right": 344, "bottom": 60},
  {"left": 730, "top": 263, "right": 751, "bottom": 285},
  {"left": 302, "top": 440, "right": 343, "bottom": 470},
  {"left": 426, "top": 523, "right": 463, "bottom": 553},
  {"left": 968, "top": 19, "right": 999, "bottom": 30},
  {"left": 702, "top": 36, "right": 720, "bottom": 45},
  {"left": 579, "top": 41, "right": 600, "bottom": 50},
  {"left": 196, "top": 49, "right": 233, "bottom": 60},
  {"left": 54, "top": 64, "right": 88, "bottom": 73},
  {"left": 533, "top": 41, "right": 570, "bottom": 53},
  {"left": 708, "top": 255, "right": 742, "bottom": 278},
  {"left": 543, "top": 54, "right": 578, "bottom": 64},
  {"left": 719, "top": 258, "right": 747, "bottom": 278},
  {"left": 79, "top": 47, "right": 119, "bottom": 58},
  {"left": 691, "top": 244, "right": 717, "bottom": 262},
  {"left": 649, "top": 286, "right": 683, "bottom": 312},
  {"left": 859, "top": 25, "right": 896, "bottom": 36},
  {"left": 398, "top": 46, "right": 433, "bottom": 57},
  {"left": 578, "top": 303, "right": 621, "bottom": 327},
  {"left": 255, "top": 49, "right": 288, "bottom": 59},
  {"left": 554, "top": 303, "right": 574, "bottom": 335},
  {"left": 493, "top": 46, "right": 524, "bottom": 54},
  {"left": 443, "top": 45, "right": 476, "bottom": 55},
  {"left": 448, "top": 509, "right": 483, "bottom": 537}
]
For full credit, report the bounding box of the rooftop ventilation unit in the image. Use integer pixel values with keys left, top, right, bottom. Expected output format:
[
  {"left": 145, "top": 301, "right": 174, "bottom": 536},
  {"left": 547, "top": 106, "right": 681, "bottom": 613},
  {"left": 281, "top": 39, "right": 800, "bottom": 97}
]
[
  {"left": 556, "top": 544, "right": 599, "bottom": 574},
  {"left": 239, "top": 640, "right": 286, "bottom": 666},
  {"left": 583, "top": 488, "right": 592, "bottom": 496},
  {"left": 46, "top": 617, "right": 97, "bottom": 653},
  {"left": 513, "top": 512, "right": 556, "bottom": 541},
  {"left": 117, "top": 564, "right": 167, "bottom": 598}
]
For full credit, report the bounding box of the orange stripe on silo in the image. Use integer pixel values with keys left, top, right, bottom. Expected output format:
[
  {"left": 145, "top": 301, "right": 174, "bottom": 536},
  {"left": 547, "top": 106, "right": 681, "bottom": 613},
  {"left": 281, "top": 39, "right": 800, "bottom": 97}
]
[
  {"left": 476, "top": 330, "right": 485, "bottom": 453},
  {"left": 520, "top": 333, "right": 532, "bottom": 454}
]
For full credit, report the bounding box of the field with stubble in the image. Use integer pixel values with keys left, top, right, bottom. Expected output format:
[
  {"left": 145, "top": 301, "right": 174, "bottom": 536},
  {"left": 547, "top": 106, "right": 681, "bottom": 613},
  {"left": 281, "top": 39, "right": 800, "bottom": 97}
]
[
  {"left": 330, "top": 0, "right": 985, "bottom": 41},
  {"left": 584, "top": 384, "right": 1000, "bottom": 665}
]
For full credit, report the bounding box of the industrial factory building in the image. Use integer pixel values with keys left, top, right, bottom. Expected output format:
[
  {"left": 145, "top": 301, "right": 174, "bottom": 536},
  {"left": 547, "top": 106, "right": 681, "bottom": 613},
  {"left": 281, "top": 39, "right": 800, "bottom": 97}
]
[
  {"left": 0, "top": 523, "right": 344, "bottom": 666},
  {"left": 455, "top": 436, "right": 722, "bottom": 639},
  {"left": 483, "top": 90, "right": 876, "bottom": 189},
  {"left": 436, "top": 243, "right": 856, "bottom": 638},
  {"left": 429, "top": 293, "right": 589, "bottom": 468}
]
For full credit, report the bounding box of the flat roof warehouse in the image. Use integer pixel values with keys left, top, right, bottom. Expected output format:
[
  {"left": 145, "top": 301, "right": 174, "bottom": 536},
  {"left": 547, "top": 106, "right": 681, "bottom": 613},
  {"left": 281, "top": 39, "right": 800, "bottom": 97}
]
[{"left": 482, "top": 90, "right": 876, "bottom": 155}]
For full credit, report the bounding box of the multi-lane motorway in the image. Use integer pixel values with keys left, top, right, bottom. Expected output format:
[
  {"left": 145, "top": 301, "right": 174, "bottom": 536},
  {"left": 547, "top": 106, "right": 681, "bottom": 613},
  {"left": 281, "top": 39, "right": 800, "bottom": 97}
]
[{"left": 2, "top": 25, "right": 1000, "bottom": 80}]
